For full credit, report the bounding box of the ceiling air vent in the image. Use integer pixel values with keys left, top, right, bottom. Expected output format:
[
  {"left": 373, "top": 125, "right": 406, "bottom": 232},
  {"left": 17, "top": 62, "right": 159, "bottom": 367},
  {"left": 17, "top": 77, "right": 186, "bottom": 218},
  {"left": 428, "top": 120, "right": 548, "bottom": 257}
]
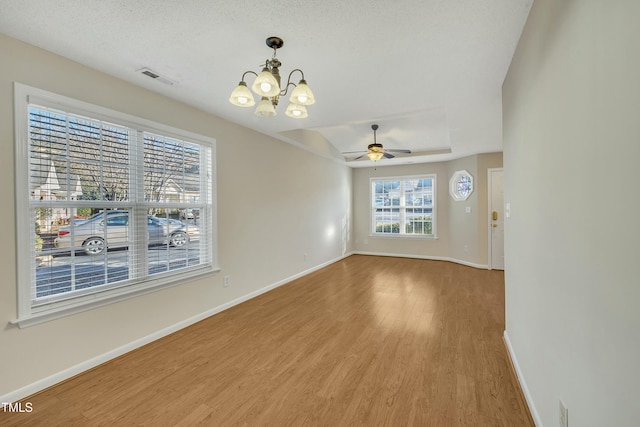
[{"left": 137, "top": 67, "right": 175, "bottom": 85}]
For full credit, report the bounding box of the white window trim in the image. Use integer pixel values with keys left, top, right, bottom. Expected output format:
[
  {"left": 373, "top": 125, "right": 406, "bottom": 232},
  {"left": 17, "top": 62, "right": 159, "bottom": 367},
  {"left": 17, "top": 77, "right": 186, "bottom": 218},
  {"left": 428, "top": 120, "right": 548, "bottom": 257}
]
[
  {"left": 12, "top": 82, "right": 219, "bottom": 328},
  {"left": 369, "top": 174, "right": 437, "bottom": 239},
  {"left": 368, "top": 233, "right": 440, "bottom": 240}
]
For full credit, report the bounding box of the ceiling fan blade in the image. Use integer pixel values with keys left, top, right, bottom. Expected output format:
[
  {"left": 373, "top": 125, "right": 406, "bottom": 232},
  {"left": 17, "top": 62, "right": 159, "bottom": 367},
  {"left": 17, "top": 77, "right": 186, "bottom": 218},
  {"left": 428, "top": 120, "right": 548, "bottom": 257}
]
[
  {"left": 409, "top": 148, "right": 452, "bottom": 156},
  {"left": 383, "top": 152, "right": 395, "bottom": 159},
  {"left": 385, "top": 149, "right": 412, "bottom": 154},
  {"left": 342, "top": 150, "right": 368, "bottom": 155},
  {"left": 353, "top": 153, "right": 369, "bottom": 160}
]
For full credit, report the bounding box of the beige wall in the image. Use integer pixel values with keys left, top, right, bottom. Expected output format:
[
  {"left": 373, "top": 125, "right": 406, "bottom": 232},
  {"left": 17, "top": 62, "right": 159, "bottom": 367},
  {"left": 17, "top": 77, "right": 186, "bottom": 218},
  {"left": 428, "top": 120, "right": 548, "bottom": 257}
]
[
  {"left": 0, "top": 35, "right": 352, "bottom": 398},
  {"left": 503, "top": 1, "right": 640, "bottom": 426},
  {"left": 352, "top": 153, "right": 502, "bottom": 267}
]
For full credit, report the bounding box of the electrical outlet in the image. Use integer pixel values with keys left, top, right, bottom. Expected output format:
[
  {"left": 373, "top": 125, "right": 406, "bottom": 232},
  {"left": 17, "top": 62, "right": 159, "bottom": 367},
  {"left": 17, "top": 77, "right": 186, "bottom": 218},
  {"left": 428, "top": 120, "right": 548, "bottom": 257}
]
[
  {"left": 223, "top": 275, "right": 230, "bottom": 287},
  {"left": 463, "top": 245, "right": 469, "bottom": 252},
  {"left": 559, "top": 400, "right": 568, "bottom": 427},
  {"left": 304, "top": 253, "right": 308, "bottom": 262}
]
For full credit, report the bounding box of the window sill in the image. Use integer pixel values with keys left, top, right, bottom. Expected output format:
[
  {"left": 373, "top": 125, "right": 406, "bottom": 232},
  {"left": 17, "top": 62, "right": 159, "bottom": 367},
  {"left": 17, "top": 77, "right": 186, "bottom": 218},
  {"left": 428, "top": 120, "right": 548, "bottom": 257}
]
[
  {"left": 11, "top": 266, "right": 220, "bottom": 329},
  {"left": 369, "top": 233, "right": 439, "bottom": 240}
]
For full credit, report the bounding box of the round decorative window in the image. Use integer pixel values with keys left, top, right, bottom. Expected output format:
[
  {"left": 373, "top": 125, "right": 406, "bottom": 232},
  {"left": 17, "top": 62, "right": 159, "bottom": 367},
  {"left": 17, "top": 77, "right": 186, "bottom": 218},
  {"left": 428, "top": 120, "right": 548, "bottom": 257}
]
[{"left": 449, "top": 170, "right": 474, "bottom": 201}]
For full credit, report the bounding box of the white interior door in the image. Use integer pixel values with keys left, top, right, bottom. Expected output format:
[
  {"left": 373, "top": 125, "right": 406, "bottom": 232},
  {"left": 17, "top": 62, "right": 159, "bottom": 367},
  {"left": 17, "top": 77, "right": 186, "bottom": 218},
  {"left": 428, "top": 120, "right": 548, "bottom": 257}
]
[{"left": 488, "top": 168, "right": 505, "bottom": 270}]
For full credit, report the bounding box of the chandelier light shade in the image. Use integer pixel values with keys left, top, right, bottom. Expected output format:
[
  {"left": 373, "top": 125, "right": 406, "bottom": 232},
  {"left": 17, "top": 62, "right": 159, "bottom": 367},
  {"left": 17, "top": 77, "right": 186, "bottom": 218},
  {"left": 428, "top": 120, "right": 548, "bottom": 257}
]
[
  {"left": 228, "top": 82, "right": 255, "bottom": 107},
  {"left": 230, "top": 37, "right": 315, "bottom": 119},
  {"left": 255, "top": 97, "right": 277, "bottom": 117},
  {"left": 251, "top": 67, "right": 281, "bottom": 97},
  {"left": 289, "top": 79, "right": 315, "bottom": 106},
  {"left": 285, "top": 103, "right": 308, "bottom": 118}
]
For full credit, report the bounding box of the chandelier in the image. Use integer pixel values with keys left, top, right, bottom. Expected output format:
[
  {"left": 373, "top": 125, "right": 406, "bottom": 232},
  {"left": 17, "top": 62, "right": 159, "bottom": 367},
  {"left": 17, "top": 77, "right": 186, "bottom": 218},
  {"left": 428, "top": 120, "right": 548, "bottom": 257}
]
[{"left": 229, "top": 37, "right": 315, "bottom": 118}]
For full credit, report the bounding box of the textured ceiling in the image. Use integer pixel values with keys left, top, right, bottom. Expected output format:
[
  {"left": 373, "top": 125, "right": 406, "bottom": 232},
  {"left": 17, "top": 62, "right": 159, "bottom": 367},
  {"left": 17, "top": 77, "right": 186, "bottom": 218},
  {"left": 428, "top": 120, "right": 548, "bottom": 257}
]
[{"left": 0, "top": 0, "right": 533, "bottom": 167}]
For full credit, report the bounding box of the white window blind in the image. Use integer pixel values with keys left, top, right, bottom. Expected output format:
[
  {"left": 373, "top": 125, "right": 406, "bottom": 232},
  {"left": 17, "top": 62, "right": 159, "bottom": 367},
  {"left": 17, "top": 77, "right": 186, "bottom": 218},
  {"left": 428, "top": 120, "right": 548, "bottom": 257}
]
[{"left": 14, "top": 83, "right": 217, "bottom": 326}]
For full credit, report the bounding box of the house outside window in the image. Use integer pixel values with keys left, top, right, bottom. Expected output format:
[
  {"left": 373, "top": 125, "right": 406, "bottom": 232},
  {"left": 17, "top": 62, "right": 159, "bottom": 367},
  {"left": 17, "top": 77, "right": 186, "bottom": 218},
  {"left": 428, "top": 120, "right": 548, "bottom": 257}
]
[
  {"left": 371, "top": 175, "right": 436, "bottom": 237},
  {"left": 14, "top": 83, "right": 217, "bottom": 326}
]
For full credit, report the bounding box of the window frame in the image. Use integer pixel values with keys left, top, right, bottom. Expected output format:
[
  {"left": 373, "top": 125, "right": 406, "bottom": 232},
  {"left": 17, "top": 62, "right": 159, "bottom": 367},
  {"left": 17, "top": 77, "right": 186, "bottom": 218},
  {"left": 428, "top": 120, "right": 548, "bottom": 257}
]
[
  {"left": 449, "top": 169, "right": 474, "bottom": 201},
  {"left": 13, "top": 83, "right": 219, "bottom": 327},
  {"left": 370, "top": 174, "right": 437, "bottom": 239}
]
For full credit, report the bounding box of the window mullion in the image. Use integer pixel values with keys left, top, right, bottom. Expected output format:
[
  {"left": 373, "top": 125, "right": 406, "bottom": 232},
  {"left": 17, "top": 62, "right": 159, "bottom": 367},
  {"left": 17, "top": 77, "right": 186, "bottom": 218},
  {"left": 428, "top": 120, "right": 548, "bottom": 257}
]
[
  {"left": 131, "top": 130, "right": 147, "bottom": 280},
  {"left": 201, "top": 145, "right": 213, "bottom": 252},
  {"left": 65, "top": 115, "right": 78, "bottom": 293},
  {"left": 399, "top": 179, "right": 407, "bottom": 234}
]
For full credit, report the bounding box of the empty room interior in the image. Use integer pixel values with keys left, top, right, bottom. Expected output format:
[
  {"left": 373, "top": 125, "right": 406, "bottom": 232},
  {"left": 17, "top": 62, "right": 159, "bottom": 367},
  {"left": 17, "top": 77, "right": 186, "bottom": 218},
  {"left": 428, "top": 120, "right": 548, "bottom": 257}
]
[{"left": 1, "top": 1, "right": 639, "bottom": 426}]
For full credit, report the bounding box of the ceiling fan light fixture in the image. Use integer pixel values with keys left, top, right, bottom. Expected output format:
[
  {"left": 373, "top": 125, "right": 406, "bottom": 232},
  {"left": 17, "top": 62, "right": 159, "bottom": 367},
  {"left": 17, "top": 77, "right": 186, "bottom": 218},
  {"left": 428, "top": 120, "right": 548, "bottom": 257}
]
[
  {"left": 285, "top": 102, "right": 308, "bottom": 118},
  {"left": 367, "top": 151, "right": 384, "bottom": 161},
  {"left": 254, "top": 97, "right": 277, "bottom": 117},
  {"left": 229, "top": 81, "right": 255, "bottom": 107},
  {"left": 342, "top": 124, "right": 412, "bottom": 162},
  {"left": 289, "top": 79, "right": 315, "bottom": 105}
]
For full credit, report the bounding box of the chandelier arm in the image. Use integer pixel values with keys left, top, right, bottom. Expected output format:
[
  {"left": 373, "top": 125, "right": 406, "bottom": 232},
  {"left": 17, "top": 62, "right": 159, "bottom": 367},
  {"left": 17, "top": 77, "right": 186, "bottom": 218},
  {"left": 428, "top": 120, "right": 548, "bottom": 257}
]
[
  {"left": 280, "top": 82, "right": 297, "bottom": 97},
  {"left": 280, "top": 69, "right": 306, "bottom": 96},
  {"left": 288, "top": 68, "right": 305, "bottom": 82},
  {"left": 241, "top": 70, "right": 258, "bottom": 82}
]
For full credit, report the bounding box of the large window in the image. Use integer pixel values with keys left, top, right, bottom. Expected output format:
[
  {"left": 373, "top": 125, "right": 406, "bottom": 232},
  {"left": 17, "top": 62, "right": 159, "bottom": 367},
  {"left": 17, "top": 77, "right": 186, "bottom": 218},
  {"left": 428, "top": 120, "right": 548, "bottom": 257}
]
[
  {"left": 371, "top": 175, "right": 436, "bottom": 237},
  {"left": 14, "top": 84, "right": 217, "bottom": 326}
]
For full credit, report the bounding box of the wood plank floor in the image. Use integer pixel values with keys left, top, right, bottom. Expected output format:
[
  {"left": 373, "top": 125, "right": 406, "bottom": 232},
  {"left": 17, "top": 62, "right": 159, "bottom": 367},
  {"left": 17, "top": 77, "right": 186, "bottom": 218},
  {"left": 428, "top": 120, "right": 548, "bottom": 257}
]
[{"left": 2, "top": 255, "right": 533, "bottom": 426}]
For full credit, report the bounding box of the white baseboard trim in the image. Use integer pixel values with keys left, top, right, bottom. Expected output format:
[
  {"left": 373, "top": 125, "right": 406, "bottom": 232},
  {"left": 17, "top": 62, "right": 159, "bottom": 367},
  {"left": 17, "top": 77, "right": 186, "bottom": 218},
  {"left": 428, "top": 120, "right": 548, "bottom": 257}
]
[
  {"left": 1, "top": 252, "right": 353, "bottom": 404},
  {"left": 503, "top": 331, "right": 543, "bottom": 427},
  {"left": 353, "top": 251, "right": 489, "bottom": 270}
]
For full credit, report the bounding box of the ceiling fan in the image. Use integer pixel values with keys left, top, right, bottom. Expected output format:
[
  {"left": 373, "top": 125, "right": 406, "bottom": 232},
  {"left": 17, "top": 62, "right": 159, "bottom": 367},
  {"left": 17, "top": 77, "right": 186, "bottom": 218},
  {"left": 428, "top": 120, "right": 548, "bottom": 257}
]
[{"left": 343, "top": 124, "right": 412, "bottom": 161}]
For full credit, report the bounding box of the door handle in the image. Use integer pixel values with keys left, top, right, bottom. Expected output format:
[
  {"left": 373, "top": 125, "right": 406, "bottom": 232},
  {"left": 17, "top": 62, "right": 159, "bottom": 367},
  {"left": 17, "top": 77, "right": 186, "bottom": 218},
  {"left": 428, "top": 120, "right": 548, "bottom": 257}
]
[
  {"left": 492, "top": 224, "right": 498, "bottom": 228},
  {"left": 492, "top": 211, "right": 498, "bottom": 221}
]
